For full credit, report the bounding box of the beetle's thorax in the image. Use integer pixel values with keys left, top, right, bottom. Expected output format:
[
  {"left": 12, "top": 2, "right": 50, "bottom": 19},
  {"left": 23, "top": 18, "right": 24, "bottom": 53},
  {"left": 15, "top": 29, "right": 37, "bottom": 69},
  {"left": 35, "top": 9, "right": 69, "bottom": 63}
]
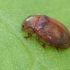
[{"left": 34, "top": 16, "right": 48, "bottom": 31}]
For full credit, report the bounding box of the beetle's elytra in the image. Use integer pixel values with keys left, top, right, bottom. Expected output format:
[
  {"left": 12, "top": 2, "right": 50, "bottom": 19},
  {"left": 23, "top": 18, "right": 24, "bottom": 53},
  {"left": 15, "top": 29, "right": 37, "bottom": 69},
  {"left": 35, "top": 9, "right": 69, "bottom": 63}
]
[{"left": 22, "top": 15, "right": 70, "bottom": 50}]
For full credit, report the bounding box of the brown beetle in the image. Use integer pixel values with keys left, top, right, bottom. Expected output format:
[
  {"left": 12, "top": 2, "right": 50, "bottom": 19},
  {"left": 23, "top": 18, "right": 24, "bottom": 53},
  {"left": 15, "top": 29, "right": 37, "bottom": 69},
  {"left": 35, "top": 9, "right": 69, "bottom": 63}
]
[{"left": 22, "top": 15, "right": 70, "bottom": 50}]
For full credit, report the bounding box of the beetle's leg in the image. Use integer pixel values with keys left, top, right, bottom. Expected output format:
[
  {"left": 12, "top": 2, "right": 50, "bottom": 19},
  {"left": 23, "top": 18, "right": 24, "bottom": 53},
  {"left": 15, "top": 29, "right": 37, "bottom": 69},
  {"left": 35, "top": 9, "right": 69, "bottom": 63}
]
[
  {"left": 36, "top": 35, "right": 46, "bottom": 48},
  {"left": 56, "top": 47, "right": 60, "bottom": 51},
  {"left": 24, "top": 33, "right": 32, "bottom": 39}
]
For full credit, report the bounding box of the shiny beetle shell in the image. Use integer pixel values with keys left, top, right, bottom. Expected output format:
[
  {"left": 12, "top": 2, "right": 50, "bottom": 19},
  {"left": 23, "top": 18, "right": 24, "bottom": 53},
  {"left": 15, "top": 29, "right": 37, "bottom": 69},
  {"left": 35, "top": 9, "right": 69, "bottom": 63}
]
[{"left": 22, "top": 15, "right": 70, "bottom": 50}]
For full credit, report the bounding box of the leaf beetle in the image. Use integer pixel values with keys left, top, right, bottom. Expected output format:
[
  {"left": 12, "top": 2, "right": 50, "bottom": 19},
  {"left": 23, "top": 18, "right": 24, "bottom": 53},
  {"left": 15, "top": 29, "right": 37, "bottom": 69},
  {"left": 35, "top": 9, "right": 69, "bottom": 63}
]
[{"left": 22, "top": 15, "right": 70, "bottom": 50}]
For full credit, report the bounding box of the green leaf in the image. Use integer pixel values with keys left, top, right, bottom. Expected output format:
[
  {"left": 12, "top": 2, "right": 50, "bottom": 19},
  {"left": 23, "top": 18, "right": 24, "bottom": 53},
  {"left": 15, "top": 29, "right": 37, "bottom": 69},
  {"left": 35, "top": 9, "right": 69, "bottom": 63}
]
[{"left": 0, "top": 0, "right": 70, "bottom": 70}]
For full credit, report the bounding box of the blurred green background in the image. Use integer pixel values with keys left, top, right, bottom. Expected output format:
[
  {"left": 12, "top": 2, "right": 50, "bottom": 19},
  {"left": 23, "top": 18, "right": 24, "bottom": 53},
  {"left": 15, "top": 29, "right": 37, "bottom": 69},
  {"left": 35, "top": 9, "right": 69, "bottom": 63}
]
[{"left": 0, "top": 0, "right": 70, "bottom": 70}]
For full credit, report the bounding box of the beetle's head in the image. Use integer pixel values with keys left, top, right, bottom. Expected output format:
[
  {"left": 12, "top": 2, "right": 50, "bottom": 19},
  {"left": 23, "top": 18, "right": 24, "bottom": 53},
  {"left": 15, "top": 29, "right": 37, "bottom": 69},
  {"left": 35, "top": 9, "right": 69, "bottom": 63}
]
[{"left": 21, "top": 15, "right": 40, "bottom": 33}]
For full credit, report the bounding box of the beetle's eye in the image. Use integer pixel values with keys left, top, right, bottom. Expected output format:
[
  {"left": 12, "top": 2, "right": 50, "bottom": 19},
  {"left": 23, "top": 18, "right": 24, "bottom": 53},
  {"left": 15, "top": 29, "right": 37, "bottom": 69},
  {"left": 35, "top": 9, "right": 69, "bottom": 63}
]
[{"left": 22, "top": 24, "right": 24, "bottom": 28}]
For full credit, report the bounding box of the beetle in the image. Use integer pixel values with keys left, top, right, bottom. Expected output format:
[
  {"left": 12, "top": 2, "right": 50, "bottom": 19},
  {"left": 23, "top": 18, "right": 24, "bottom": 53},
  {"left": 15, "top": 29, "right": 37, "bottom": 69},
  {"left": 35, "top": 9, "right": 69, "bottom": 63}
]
[{"left": 21, "top": 15, "right": 70, "bottom": 50}]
